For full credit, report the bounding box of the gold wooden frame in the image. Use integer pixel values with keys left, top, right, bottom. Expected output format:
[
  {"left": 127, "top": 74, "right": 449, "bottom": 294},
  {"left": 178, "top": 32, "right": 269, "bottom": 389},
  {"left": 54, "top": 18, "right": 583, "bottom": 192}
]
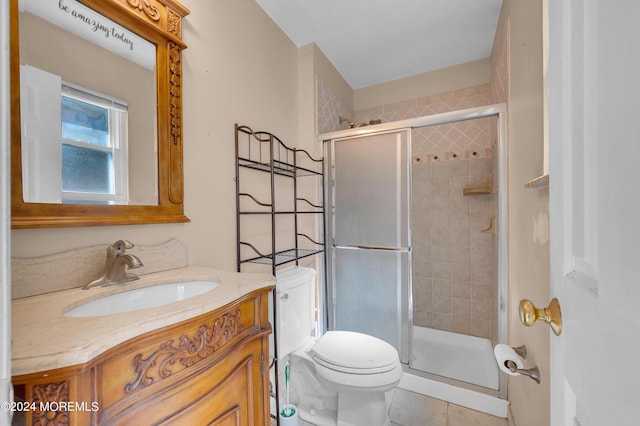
[{"left": 10, "top": 0, "right": 190, "bottom": 228}]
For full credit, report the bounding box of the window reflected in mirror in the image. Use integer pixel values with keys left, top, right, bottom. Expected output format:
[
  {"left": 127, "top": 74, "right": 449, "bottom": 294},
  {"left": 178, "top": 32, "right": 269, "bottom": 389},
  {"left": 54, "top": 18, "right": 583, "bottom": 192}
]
[
  {"left": 61, "top": 86, "right": 128, "bottom": 204},
  {"left": 18, "top": 0, "right": 158, "bottom": 206}
]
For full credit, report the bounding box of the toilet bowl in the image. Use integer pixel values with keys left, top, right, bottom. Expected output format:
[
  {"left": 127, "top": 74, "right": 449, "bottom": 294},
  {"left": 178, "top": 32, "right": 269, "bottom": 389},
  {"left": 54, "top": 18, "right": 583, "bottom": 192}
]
[
  {"left": 291, "top": 331, "right": 402, "bottom": 426},
  {"left": 275, "top": 267, "right": 402, "bottom": 426}
]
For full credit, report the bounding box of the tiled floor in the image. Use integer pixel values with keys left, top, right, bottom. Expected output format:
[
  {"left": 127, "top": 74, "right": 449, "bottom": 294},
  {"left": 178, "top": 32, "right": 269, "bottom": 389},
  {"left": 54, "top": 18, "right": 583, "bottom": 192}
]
[
  {"left": 388, "top": 388, "right": 507, "bottom": 426},
  {"left": 272, "top": 388, "right": 508, "bottom": 426}
]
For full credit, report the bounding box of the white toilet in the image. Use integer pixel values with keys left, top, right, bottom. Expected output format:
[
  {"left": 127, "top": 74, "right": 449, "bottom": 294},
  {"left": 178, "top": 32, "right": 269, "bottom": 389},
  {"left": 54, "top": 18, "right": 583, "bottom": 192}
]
[{"left": 274, "top": 266, "right": 403, "bottom": 426}]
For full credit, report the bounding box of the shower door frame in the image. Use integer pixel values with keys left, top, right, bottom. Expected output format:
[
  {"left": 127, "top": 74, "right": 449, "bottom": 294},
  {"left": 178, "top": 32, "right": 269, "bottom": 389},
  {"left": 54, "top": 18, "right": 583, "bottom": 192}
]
[
  {"left": 324, "top": 128, "right": 413, "bottom": 364},
  {"left": 320, "top": 103, "right": 509, "bottom": 400}
]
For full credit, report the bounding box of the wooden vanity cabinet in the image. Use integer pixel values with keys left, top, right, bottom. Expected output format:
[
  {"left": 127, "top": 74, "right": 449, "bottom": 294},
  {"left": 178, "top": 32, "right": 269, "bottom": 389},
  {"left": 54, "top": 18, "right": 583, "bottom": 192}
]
[{"left": 12, "top": 287, "right": 274, "bottom": 426}]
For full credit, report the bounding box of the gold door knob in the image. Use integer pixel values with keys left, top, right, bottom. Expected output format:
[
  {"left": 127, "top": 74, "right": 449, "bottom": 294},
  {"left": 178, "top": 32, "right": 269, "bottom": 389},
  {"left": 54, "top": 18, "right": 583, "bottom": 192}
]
[{"left": 519, "top": 298, "right": 562, "bottom": 336}]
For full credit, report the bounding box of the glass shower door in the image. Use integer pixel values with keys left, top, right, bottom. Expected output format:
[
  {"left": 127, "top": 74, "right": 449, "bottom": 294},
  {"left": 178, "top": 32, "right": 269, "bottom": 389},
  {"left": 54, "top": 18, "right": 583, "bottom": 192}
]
[{"left": 326, "top": 130, "right": 411, "bottom": 363}]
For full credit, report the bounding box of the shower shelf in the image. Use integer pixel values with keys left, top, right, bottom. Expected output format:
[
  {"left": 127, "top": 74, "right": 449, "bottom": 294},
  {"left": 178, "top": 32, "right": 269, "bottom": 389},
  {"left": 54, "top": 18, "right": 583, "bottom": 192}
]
[
  {"left": 462, "top": 184, "right": 493, "bottom": 196},
  {"left": 240, "top": 247, "right": 325, "bottom": 267},
  {"left": 524, "top": 174, "right": 549, "bottom": 189},
  {"left": 237, "top": 157, "right": 322, "bottom": 177}
]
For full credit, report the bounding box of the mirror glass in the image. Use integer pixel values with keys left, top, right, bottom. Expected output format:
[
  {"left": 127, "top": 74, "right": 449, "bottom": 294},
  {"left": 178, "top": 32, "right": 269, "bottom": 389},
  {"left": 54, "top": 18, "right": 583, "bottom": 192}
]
[
  {"left": 11, "top": 0, "right": 189, "bottom": 228},
  {"left": 18, "top": 0, "right": 158, "bottom": 205}
]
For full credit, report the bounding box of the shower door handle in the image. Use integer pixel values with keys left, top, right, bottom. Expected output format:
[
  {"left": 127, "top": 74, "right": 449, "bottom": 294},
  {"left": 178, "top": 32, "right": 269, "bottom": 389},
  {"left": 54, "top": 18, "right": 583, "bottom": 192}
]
[{"left": 334, "top": 244, "right": 410, "bottom": 252}]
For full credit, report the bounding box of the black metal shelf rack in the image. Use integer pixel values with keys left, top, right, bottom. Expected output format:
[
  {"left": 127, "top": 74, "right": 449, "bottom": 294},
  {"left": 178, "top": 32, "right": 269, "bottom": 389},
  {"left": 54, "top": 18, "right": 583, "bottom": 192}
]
[
  {"left": 234, "top": 124, "right": 326, "bottom": 424},
  {"left": 235, "top": 124, "right": 325, "bottom": 272}
]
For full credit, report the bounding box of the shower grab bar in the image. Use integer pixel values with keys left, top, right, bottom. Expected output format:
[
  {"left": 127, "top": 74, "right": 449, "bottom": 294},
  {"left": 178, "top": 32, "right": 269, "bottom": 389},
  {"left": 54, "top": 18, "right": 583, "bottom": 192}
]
[{"left": 334, "top": 244, "right": 410, "bottom": 252}]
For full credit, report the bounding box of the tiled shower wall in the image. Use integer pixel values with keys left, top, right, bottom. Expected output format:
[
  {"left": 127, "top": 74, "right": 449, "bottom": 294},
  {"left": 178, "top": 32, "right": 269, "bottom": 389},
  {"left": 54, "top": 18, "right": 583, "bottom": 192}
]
[
  {"left": 318, "top": 81, "right": 499, "bottom": 341},
  {"left": 412, "top": 139, "right": 496, "bottom": 339},
  {"left": 317, "top": 79, "right": 352, "bottom": 134}
]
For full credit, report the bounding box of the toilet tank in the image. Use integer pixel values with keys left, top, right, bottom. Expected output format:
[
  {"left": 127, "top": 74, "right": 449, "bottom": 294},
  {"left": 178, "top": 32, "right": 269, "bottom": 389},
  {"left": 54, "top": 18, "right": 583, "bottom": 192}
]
[{"left": 274, "top": 266, "right": 316, "bottom": 357}]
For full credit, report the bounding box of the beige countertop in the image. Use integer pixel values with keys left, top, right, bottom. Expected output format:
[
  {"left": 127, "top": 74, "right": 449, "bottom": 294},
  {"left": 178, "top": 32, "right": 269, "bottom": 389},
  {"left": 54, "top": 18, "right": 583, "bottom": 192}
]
[{"left": 12, "top": 266, "right": 275, "bottom": 376}]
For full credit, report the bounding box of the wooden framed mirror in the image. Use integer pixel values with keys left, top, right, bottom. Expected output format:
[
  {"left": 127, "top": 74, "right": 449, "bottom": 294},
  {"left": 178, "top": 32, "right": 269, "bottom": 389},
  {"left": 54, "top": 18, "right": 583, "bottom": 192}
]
[{"left": 10, "top": 0, "right": 190, "bottom": 228}]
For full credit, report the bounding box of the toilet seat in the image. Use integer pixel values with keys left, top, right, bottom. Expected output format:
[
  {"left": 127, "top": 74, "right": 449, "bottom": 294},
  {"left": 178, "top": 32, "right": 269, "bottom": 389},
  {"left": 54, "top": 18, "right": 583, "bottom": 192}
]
[{"left": 311, "top": 331, "right": 401, "bottom": 374}]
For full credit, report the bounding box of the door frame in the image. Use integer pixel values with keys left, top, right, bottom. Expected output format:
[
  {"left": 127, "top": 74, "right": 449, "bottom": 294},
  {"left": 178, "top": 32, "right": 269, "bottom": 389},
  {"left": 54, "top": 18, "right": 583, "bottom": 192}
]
[{"left": 1, "top": 0, "right": 13, "bottom": 422}]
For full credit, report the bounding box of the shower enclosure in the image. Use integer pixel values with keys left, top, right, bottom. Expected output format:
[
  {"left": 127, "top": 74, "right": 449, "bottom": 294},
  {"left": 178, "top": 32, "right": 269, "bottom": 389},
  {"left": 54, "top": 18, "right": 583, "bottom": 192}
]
[{"left": 321, "top": 104, "right": 508, "bottom": 415}]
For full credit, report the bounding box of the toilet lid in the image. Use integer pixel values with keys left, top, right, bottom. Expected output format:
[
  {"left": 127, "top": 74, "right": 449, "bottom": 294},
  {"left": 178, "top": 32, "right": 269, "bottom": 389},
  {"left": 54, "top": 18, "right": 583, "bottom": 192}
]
[{"left": 311, "top": 331, "right": 399, "bottom": 372}]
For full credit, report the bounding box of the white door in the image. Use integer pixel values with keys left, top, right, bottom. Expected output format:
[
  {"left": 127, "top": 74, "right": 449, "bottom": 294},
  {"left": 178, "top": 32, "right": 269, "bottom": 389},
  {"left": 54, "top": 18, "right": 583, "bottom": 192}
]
[
  {"left": 19, "top": 65, "right": 63, "bottom": 203},
  {"left": 548, "top": 0, "right": 640, "bottom": 425}
]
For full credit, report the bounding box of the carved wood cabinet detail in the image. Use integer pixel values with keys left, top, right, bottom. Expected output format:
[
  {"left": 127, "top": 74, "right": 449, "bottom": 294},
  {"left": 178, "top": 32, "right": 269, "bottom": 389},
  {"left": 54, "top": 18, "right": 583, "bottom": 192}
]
[{"left": 12, "top": 288, "right": 273, "bottom": 425}]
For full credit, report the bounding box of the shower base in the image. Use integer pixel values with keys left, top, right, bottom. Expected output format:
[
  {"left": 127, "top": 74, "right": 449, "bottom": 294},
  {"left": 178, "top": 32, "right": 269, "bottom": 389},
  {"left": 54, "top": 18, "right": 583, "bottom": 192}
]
[
  {"left": 400, "top": 326, "right": 507, "bottom": 418},
  {"left": 410, "top": 326, "right": 499, "bottom": 389},
  {"left": 398, "top": 370, "right": 508, "bottom": 418}
]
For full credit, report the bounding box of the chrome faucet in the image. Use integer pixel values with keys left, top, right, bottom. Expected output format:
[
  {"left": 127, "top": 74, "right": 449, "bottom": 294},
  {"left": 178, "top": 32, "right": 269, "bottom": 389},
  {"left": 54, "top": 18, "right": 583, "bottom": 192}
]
[{"left": 84, "top": 240, "right": 144, "bottom": 289}]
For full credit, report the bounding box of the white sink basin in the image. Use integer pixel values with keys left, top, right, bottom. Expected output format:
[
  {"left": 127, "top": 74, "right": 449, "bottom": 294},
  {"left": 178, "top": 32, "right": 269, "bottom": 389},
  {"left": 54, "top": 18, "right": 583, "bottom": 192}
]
[{"left": 65, "top": 281, "right": 219, "bottom": 317}]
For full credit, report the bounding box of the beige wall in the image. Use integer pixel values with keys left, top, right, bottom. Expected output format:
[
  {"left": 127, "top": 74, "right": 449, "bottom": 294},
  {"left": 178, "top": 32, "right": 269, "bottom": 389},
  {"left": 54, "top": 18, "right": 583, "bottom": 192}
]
[
  {"left": 308, "top": 44, "right": 353, "bottom": 119},
  {"left": 298, "top": 43, "right": 352, "bottom": 152},
  {"left": 310, "top": 44, "right": 354, "bottom": 135},
  {"left": 353, "top": 58, "right": 491, "bottom": 111},
  {"left": 11, "top": 0, "right": 302, "bottom": 275},
  {"left": 494, "top": 0, "right": 550, "bottom": 424}
]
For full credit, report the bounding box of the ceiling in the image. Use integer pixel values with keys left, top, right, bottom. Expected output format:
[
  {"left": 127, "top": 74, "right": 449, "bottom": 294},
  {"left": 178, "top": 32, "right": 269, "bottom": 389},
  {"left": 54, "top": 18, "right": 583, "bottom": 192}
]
[{"left": 254, "top": 0, "right": 503, "bottom": 89}]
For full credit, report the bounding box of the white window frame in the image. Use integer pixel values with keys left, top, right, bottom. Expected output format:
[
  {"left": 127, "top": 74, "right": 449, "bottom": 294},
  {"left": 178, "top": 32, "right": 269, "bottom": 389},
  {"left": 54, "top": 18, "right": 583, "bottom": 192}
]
[{"left": 60, "top": 83, "right": 129, "bottom": 204}]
